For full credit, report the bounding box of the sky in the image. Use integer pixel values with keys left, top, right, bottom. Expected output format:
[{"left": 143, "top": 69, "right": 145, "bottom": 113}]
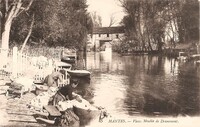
[{"left": 87, "top": 0, "right": 125, "bottom": 27}]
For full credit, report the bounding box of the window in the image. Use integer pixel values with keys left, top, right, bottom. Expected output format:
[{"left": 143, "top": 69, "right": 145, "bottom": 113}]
[
  {"left": 99, "top": 34, "right": 101, "bottom": 37},
  {"left": 107, "top": 34, "right": 109, "bottom": 37}
]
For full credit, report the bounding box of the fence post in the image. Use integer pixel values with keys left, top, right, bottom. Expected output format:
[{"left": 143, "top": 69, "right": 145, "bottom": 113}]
[{"left": 12, "top": 47, "right": 18, "bottom": 78}]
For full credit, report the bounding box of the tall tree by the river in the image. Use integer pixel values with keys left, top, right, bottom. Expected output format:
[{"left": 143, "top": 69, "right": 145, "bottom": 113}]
[
  {"left": 7, "top": 0, "right": 93, "bottom": 51},
  {"left": 178, "top": 0, "right": 199, "bottom": 43},
  {"left": 120, "top": 0, "right": 199, "bottom": 53},
  {"left": 28, "top": 0, "right": 93, "bottom": 50}
]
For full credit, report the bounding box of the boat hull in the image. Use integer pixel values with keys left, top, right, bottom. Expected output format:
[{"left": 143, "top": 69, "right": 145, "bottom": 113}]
[
  {"left": 67, "top": 70, "right": 91, "bottom": 77},
  {"left": 61, "top": 56, "right": 76, "bottom": 64}
]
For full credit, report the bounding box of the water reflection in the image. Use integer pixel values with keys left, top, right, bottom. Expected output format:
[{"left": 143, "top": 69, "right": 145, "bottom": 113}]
[
  {"left": 176, "top": 62, "right": 200, "bottom": 116},
  {"left": 86, "top": 52, "right": 200, "bottom": 118}
]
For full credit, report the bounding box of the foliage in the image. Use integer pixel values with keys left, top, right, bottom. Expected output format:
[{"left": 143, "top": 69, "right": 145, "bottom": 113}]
[
  {"left": 178, "top": 0, "right": 199, "bottom": 42},
  {"left": 10, "top": 11, "right": 33, "bottom": 45},
  {"left": 0, "top": 0, "right": 34, "bottom": 49},
  {"left": 120, "top": 0, "right": 199, "bottom": 52},
  {"left": 8, "top": 0, "right": 93, "bottom": 50}
]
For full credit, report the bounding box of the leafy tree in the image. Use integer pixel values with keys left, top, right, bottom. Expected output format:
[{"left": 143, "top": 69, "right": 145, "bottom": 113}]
[
  {"left": 9, "top": 0, "right": 93, "bottom": 51},
  {"left": 120, "top": 0, "right": 199, "bottom": 52},
  {"left": 0, "top": 0, "right": 34, "bottom": 50},
  {"left": 178, "top": 0, "right": 199, "bottom": 42}
]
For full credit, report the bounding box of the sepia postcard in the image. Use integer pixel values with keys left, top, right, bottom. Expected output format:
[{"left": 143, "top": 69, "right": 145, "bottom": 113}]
[{"left": 0, "top": 0, "right": 200, "bottom": 127}]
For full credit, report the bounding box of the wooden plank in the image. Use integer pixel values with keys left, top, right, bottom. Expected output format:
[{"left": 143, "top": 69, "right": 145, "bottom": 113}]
[
  {"left": 6, "top": 107, "right": 30, "bottom": 113},
  {"left": 8, "top": 107, "right": 29, "bottom": 111},
  {"left": 30, "top": 110, "right": 49, "bottom": 117},
  {"left": 7, "top": 111, "right": 33, "bottom": 116},
  {"left": 44, "top": 105, "right": 61, "bottom": 116},
  {"left": 8, "top": 115, "right": 37, "bottom": 123},
  {"left": 8, "top": 121, "right": 45, "bottom": 127},
  {"left": 8, "top": 113, "right": 36, "bottom": 118},
  {"left": 6, "top": 104, "right": 27, "bottom": 108}
]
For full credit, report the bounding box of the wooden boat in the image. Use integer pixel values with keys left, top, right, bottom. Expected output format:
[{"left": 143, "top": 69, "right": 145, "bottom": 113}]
[
  {"left": 55, "top": 61, "right": 72, "bottom": 69},
  {"left": 61, "top": 56, "right": 76, "bottom": 64},
  {"left": 67, "top": 70, "right": 91, "bottom": 77},
  {"left": 190, "top": 54, "right": 200, "bottom": 60},
  {"left": 177, "top": 52, "right": 188, "bottom": 61},
  {"left": 61, "top": 49, "right": 77, "bottom": 64},
  {"left": 195, "top": 60, "right": 200, "bottom": 64}
]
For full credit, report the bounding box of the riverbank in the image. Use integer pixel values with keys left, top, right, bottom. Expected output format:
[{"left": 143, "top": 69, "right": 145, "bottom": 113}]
[
  {"left": 0, "top": 79, "right": 45, "bottom": 126},
  {"left": 120, "top": 42, "right": 199, "bottom": 58}
]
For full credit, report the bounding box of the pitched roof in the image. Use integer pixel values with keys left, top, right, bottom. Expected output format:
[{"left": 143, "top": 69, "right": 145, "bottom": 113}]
[{"left": 93, "top": 27, "right": 125, "bottom": 34}]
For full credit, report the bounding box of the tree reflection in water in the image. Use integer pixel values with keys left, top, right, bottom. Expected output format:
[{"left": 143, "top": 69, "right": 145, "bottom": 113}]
[{"left": 86, "top": 52, "right": 200, "bottom": 119}]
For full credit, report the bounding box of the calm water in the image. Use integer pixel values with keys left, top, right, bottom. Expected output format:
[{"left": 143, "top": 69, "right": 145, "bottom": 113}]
[{"left": 85, "top": 52, "right": 200, "bottom": 118}]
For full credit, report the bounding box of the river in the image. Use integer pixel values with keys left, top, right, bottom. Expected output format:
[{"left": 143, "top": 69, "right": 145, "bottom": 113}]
[{"left": 85, "top": 51, "right": 200, "bottom": 117}]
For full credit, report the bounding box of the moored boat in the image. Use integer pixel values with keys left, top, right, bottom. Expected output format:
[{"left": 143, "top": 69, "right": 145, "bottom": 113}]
[
  {"left": 195, "top": 60, "right": 200, "bottom": 64},
  {"left": 61, "top": 56, "right": 76, "bottom": 64},
  {"left": 60, "top": 49, "right": 77, "bottom": 64},
  {"left": 177, "top": 52, "right": 188, "bottom": 61},
  {"left": 67, "top": 70, "right": 91, "bottom": 77},
  {"left": 55, "top": 61, "right": 72, "bottom": 70}
]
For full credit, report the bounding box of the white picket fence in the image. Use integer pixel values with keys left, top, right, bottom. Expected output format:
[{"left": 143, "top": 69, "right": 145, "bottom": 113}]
[
  {"left": 0, "top": 47, "right": 72, "bottom": 85},
  {"left": 0, "top": 47, "right": 52, "bottom": 81},
  {"left": 0, "top": 46, "right": 72, "bottom": 87}
]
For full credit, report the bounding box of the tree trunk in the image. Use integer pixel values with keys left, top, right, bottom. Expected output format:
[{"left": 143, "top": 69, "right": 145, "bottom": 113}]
[
  {"left": 157, "top": 36, "right": 163, "bottom": 52},
  {"left": 1, "top": 20, "right": 12, "bottom": 49},
  {"left": 1, "top": 0, "right": 23, "bottom": 49},
  {"left": 1, "top": 0, "right": 22, "bottom": 65},
  {"left": 1, "top": 20, "right": 12, "bottom": 66}
]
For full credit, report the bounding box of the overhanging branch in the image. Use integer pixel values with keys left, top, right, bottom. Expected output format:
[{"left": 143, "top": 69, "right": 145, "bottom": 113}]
[{"left": 16, "top": 0, "right": 34, "bottom": 17}]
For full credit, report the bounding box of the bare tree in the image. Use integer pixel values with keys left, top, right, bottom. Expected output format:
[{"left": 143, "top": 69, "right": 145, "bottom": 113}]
[
  {"left": 108, "top": 14, "right": 117, "bottom": 27},
  {"left": 90, "top": 11, "right": 102, "bottom": 27}
]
